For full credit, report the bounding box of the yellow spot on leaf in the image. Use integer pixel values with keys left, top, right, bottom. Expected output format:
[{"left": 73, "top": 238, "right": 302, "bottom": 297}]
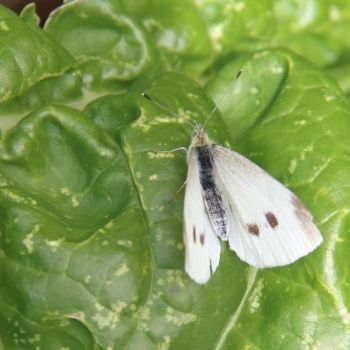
[
  {"left": 115, "top": 263, "right": 130, "bottom": 276},
  {"left": 294, "top": 119, "right": 306, "bottom": 126},
  {"left": 271, "top": 66, "right": 283, "bottom": 75},
  {"left": 166, "top": 270, "right": 186, "bottom": 288},
  {"left": 92, "top": 301, "right": 127, "bottom": 330},
  {"left": 288, "top": 158, "right": 297, "bottom": 174},
  {"left": 116, "top": 240, "right": 132, "bottom": 248},
  {"left": 45, "top": 238, "right": 64, "bottom": 252},
  {"left": 165, "top": 307, "right": 197, "bottom": 326},
  {"left": 248, "top": 279, "right": 264, "bottom": 313},
  {"left": 157, "top": 336, "right": 171, "bottom": 350},
  {"left": 23, "top": 225, "right": 40, "bottom": 254},
  {"left": 71, "top": 196, "right": 80, "bottom": 207},
  {"left": 23, "top": 234, "right": 34, "bottom": 254},
  {"left": 148, "top": 152, "right": 175, "bottom": 159},
  {"left": 300, "top": 144, "right": 314, "bottom": 160},
  {"left": 60, "top": 187, "right": 71, "bottom": 196}
]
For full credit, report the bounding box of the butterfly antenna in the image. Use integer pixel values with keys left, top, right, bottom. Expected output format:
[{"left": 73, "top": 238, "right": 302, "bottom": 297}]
[
  {"left": 202, "top": 69, "right": 243, "bottom": 129},
  {"left": 141, "top": 92, "right": 195, "bottom": 128}
]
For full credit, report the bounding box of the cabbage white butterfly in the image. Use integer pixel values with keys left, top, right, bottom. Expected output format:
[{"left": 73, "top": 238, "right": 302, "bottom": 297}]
[
  {"left": 184, "top": 125, "right": 323, "bottom": 284},
  {"left": 142, "top": 81, "right": 323, "bottom": 285}
]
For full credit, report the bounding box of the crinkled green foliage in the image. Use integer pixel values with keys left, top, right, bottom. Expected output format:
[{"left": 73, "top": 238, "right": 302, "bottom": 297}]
[
  {"left": 0, "top": 6, "right": 76, "bottom": 104},
  {"left": 44, "top": 0, "right": 160, "bottom": 87},
  {"left": 20, "top": 3, "right": 40, "bottom": 26},
  {"left": 198, "top": 0, "right": 350, "bottom": 68},
  {"left": 126, "top": 0, "right": 214, "bottom": 76},
  {"left": 1, "top": 1, "right": 350, "bottom": 350}
]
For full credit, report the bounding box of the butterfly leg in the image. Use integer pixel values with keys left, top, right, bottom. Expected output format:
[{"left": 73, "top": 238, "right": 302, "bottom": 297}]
[{"left": 155, "top": 147, "right": 188, "bottom": 153}]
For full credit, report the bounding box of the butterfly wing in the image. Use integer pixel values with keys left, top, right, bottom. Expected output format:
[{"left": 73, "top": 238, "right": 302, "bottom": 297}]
[
  {"left": 183, "top": 150, "right": 221, "bottom": 283},
  {"left": 212, "top": 145, "right": 323, "bottom": 268}
]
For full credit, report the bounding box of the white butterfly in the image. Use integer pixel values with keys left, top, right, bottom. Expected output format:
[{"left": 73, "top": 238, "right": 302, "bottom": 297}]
[{"left": 184, "top": 125, "right": 323, "bottom": 284}]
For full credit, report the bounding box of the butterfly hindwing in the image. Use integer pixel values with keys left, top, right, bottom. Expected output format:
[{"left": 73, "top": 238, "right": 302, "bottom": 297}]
[{"left": 183, "top": 150, "right": 221, "bottom": 283}]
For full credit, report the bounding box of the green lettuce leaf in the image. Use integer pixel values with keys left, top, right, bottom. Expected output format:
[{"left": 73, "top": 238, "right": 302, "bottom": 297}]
[
  {"left": 1, "top": 48, "right": 350, "bottom": 348},
  {"left": 0, "top": 2, "right": 350, "bottom": 349},
  {"left": 0, "top": 105, "right": 136, "bottom": 349},
  {"left": 0, "top": 5, "right": 76, "bottom": 105},
  {"left": 196, "top": 0, "right": 350, "bottom": 68},
  {"left": 44, "top": 0, "right": 215, "bottom": 82},
  {"left": 123, "top": 0, "right": 214, "bottom": 77},
  {"left": 20, "top": 3, "right": 40, "bottom": 26},
  {"left": 44, "top": 0, "right": 160, "bottom": 87}
]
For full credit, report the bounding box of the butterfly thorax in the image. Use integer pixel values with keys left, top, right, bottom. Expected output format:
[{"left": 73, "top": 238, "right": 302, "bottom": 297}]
[{"left": 192, "top": 131, "right": 229, "bottom": 240}]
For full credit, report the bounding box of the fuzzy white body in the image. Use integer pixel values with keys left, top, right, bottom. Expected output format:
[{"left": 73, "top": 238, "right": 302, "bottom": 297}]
[{"left": 183, "top": 127, "right": 323, "bottom": 284}]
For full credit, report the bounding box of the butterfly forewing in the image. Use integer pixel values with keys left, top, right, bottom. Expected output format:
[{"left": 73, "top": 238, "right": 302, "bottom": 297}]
[{"left": 211, "top": 145, "right": 323, "bottom": 268}]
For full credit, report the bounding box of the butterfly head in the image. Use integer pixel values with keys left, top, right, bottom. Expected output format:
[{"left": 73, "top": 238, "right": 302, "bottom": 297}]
[{"left": 190, "top": 124, "right": 212, "bottom": 148}]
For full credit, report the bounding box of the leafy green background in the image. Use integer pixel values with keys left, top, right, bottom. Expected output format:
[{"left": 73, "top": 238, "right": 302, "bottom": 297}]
[{"left": 0, "top": 1, "right": 350, "bottom": 349}]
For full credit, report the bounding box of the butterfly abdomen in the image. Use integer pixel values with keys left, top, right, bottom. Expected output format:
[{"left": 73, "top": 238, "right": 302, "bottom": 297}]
[{"left": 196, "top": 146, "right": 228, "bottom": 239}]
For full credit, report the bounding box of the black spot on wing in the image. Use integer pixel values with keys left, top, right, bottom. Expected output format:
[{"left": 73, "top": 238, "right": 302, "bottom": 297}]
[
  {"left": 193, "top": 227, "right": 196, "bottom": 243},
  {"left": 200, "top": 234, "right": 205, "bottom": 246},
  {"left": 266, "top": 212, "right": 278, "bottom": 229},
  {"left": 247, "top": 224, "right": 260, "bottom": 236}
]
